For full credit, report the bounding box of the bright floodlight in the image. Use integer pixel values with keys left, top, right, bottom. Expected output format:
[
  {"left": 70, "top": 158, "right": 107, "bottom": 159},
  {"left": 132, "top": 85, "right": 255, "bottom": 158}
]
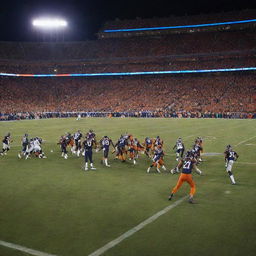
[{"left": 32, "top": 18, "right": 67, "bottom": 29}]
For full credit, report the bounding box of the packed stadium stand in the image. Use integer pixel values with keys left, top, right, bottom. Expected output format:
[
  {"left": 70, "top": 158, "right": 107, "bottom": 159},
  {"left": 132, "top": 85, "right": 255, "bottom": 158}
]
[{"left": 0, "top": 10, "right": 256, "bottom": 120}]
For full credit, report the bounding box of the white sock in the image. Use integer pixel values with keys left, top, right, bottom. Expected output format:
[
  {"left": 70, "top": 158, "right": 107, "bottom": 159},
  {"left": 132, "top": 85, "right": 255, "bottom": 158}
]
[
  {"left": 162, "top": 165, "right": 166, "bottom": 171},
  {"left": 195, "top": 167, "right": 202, "bottom": 175},
  {"left": 230, "top": 175, "right": 236, "bottom": 184},
  {"left": 156, "top": 168, "right": 161, "bottom": 173},
  {"left": 105, "top": 159, "right": 110, "bottom": 166},
  {"left": 147, "top": 167, "right": 151, "bottom": 173}
]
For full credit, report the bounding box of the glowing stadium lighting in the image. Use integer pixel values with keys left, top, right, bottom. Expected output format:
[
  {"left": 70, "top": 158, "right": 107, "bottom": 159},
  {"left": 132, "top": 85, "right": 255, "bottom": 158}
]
[{"left": 32, "top": 18, "right": 67, "bottom": 29}]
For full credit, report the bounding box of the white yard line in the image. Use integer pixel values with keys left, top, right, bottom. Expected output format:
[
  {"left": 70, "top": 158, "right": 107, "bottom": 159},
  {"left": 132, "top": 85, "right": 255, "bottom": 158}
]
[
  {"left": 234, "top": 135, "right": 256, "bottom": 147},
  {"left": 236, "top": 162, "right": 256, "bottom": 165},
  {"left": 88, "top": 195, "right": 187, "bottom": 256},
  {"left": 0, "top": 240, "right": 57, "bottom": 256}
]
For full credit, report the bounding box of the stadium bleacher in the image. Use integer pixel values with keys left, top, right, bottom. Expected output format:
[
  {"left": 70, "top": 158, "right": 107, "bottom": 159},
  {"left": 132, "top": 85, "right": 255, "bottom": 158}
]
[{"left": 0, "top": 10, "right": 255, "bottom": 120}]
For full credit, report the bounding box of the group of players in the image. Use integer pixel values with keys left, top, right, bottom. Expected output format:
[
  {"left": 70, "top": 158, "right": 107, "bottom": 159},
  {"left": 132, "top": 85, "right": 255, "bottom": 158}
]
[
  {"left": 1, "top": 131, "right": 239, "bottom": 203},
  {"left": 0, "top": 133, "right": 47, "bottom": 159}
]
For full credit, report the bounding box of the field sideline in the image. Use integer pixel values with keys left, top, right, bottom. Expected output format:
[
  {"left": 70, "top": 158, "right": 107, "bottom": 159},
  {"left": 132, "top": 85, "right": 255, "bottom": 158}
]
[{"left": 0, "top": 118, "right": 256, "bottom": 256}]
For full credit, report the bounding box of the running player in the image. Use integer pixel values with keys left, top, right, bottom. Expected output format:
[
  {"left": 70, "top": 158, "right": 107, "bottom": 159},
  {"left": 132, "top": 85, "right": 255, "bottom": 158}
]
[
  {"left": 147, "top": 145, "right": 167, "bottom": 173},
  {"left": 168, "top": 151, "right": 199, "bottom": 203},
  {"left": 1, "top": 133, "right": 11, "bottom": 156},
  {"left": 224, "top": 145, "right": 239, "bottom": 185},
  {"left": 173, "top": 137, "right": 185, "bottom": 161},
  {"left": 143, "top": 137, "right": 153, "bottom": 158},
  {"left": 58, "top": 136, "right": 68, "bottom": 159}
]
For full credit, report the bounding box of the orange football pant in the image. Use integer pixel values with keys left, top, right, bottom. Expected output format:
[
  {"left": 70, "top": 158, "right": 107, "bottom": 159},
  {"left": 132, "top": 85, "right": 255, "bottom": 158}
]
[{"left": 172, "top": 173, "right": 196, "bottom": 196}]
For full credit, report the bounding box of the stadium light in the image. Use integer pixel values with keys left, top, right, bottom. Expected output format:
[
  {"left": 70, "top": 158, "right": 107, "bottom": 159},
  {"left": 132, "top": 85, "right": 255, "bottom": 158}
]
[{"left": 32, "top": 18, "right": 68, "bottom": 29}]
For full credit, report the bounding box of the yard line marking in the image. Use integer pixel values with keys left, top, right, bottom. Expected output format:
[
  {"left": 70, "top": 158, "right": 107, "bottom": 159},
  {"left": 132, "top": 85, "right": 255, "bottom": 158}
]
[
  {"left": 236, "top": 162, "right": 256, "bottom": 165},
  {"left": 234, "top": 135, "right": 256, "bottom": 147},
  {"left": 0, "top": 240, "right": 57, "bottom": 256},
  {"left": 88, "top": 195, "right": 188, "bottom": 256}
]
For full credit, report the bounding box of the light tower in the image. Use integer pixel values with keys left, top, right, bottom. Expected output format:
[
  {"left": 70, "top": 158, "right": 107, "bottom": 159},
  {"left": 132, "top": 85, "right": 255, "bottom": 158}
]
[{"left": 32, "top": 17, "right": 68, "bottom": 41}]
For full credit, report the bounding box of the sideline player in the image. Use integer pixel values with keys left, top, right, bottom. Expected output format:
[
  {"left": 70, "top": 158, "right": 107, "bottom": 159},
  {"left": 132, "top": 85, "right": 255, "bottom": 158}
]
[
  {"left": 168, "top": 151, "right": 199, "bottom": 203},
  {"left": 224, "top": 145, "right": 239, "bottom": 185}
]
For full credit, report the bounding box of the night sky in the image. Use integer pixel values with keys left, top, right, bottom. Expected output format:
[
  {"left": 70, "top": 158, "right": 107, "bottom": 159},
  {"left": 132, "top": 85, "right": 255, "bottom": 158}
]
[{"left": 0, "top": 0, "right": 255, "bottom": 41}]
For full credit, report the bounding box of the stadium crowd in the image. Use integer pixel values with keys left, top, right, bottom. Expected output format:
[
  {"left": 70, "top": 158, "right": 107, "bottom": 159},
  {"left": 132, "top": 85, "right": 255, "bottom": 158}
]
[
  {"left": 1, "top": 10, "right": 255, "bottom": 120},
  {"left": 0, "top": 73, "right": 255, "bottom": 120}
]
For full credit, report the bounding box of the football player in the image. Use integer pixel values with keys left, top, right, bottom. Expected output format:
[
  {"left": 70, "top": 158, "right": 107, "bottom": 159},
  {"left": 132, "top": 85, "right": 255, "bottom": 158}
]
[
  {"left": 73, "top": 130, "right": 83, "bottom": 156},
  {"left": 168, "top": 151, "right": 200, "bottom": 204},
  {"left": 143, "top": 137, "right": 153, "bottom": 158},
  {"left": 147, "top": 145, "right": 166, "bottom": 173},
  {"left": 83, "top": 135, "right": 97, "bottom": 171},
  {"left": 115, "top": 135, "right": 128, "bottom": 162},
  {"left": 1, "top": 132, "right": 11, "bottom": 156},
  {"left": 18, "top": 133, "right": 29, "bottom": 158},
  {"left": 98, "top": 135, "right": 115, "bottom": 167},
  {"left": 173, "top": 137, "right": 185, "bottom": 161},
  {"left": 58, "top": 136, "right": 68, "bottom": 159},
  {"left": 224, "top": 145, "right": 239, "bottom": 185}
]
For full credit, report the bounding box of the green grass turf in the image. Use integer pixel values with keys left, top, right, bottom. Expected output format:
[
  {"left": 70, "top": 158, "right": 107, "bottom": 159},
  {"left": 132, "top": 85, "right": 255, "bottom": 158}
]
[{"left": 0, "top": 118, "right": 256, "bottom": 256}]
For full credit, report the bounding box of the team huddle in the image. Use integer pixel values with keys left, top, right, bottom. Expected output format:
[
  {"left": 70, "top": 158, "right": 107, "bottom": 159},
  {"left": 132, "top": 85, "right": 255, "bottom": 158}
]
[{"left": 1, "top": 131, "right": 239, "bottom": 203}]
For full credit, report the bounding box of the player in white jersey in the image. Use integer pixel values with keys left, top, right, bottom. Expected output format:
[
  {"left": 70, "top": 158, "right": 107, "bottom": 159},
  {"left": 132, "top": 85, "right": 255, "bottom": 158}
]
[
  {"left": 173, "top": 138, "right": 185, "bottom": 161},
  {"left": 18, "top": 134, "right": 29, "bottom": 158},
  {"left": 224, "top": 145, "right": 239, "bottom": 185}
]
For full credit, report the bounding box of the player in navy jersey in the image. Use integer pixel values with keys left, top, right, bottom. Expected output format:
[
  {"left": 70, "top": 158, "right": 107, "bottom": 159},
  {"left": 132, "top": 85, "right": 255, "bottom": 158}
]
[
  {"left": 147, "top": 145, "right": 166, "bottom": 173},
  {"left": 1, "top": 133, "right": 11, "bottom": 156},
  {"left": 143, "top": 137, "right": 153, "bottom": 158},
  {"left": 173, "top": 137, "right": 185, "bottom": 161},
  {"left": 18, "top": 133, "right": 29, "bottom": 158},
  {"left": 83, "top": 136, "right": 96, "bottom": 171},
  {"left": 115, "top": 135, "right": 128, "bottom": 162},
  {"left": 58, "top": 136, "right": 68, "bottom": 159},
  {"left": 169, "top": 151, "right": 199, "bottom": 203},
  {"left": 224, "top": 145, "right": 239, "bottom": 184},
  {"left": 98, "top": 136, "right": 115, "bottom": 167}
]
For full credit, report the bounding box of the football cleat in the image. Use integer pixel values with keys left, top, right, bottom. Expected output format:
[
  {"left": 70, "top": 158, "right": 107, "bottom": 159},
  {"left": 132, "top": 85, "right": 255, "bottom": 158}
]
[
  {"left": 168, "top": 193, "right": 173, "bottom": 201},
  {"left": 188, "top": 197, "right": 194, "bottom": 204}
]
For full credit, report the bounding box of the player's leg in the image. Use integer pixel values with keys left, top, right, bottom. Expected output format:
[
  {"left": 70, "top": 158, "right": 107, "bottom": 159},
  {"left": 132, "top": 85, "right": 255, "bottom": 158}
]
[
  {"left": 159, "top": 159, "right": 166, "bottom": 171},
  {"left": 89, "top": 151, "right": 96, "bottom": 170},
  {"left": 176, "top": 150, "right": 180, "bottom": 161},
  {"left": 169, "top": 174, "right": 185, "bottom": 200},
  {"left": 104, "top": 148, "right": 110, "bottom": 167},
  {"left": 186, "top": 175, "right": 196, "bottom": 203},
  {"left": 226, "top": 160, "right": 235, "bottom": 184},
  {"left": 84, "top": 152, "right": 89, "bottom": 170}
]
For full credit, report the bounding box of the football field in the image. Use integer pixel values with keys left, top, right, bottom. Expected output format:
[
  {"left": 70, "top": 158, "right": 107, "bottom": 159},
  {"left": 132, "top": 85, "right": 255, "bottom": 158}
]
[{"left": 0, "top": 118, "right": 256, "bottom": 256}]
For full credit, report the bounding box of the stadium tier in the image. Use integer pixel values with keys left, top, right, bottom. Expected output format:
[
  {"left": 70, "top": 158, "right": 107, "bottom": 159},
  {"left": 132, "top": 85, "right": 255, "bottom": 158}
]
[{"left": 0, "top": 11, "right": 256, "bottom": 119}]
